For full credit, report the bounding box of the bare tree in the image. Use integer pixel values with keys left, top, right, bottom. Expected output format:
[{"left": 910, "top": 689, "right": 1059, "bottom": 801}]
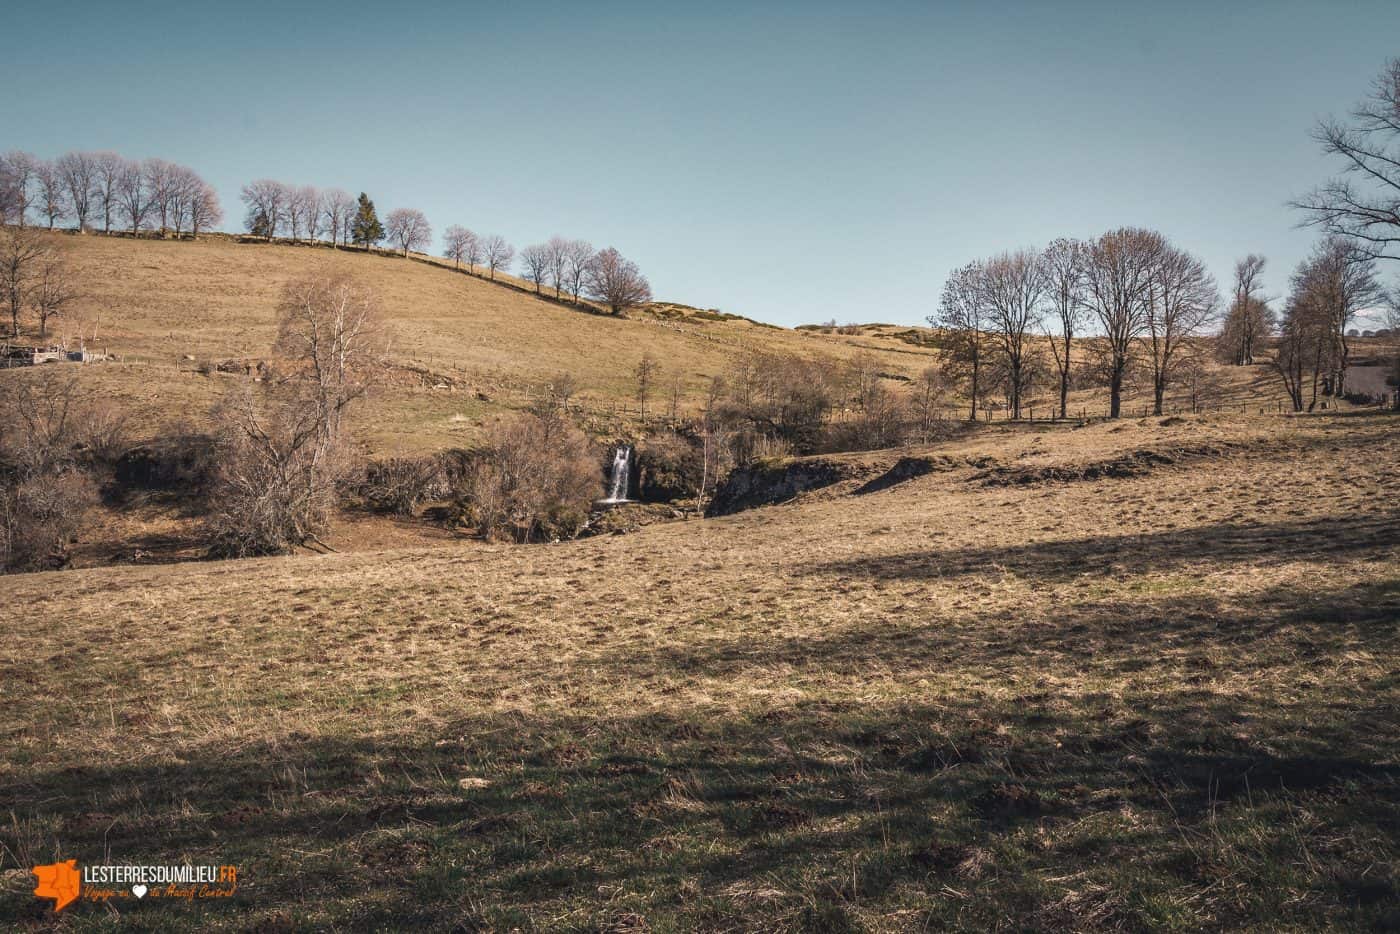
[
  {"left": 55, "top": 152, "right": 97, "bottom": 231},
  {"left": 1303, "top": 237, "right": 1382, "bottom": 397},
  {"left": 92, "top": 151, "right": 125, "bottom": 234},
  {"left": 208, "top": 273, "right": 387, "bottom": 555},
  {"left": 287, "top": 185, "right": 320, "bottom": 242},
  {"left": 911, "top": 363, "right": 950, "bottom": 442},
  {"left": 1082, "top": 228, "right": 1164, "bottom": 417},
  {"left": 545, "top": 236, "right": 569, "bottom": 299},
  {"left": 482, "top": 234, "right": 514, "bottom": 280},
  {"left": 520, "top": 242, "right": 551, "bottom": 293},
  {"left": 1144, "top": 241, "right": 1219, "bottom": 414},
  {"left": 586, "top": 247, "right": 651, "bottom": 314},
  {"left": 0, "top": 151, "right": 37, "bottom": 226},
  {"left": 116, "top": 160, "right": 150, "bottom": 234},
  {"left": 980, "top": 248, "right": 1046, "bottom": 419},
  {"left": 187, "top": 179, "right": 222, "bottom": 238},
  {"left": 33, "top": 160, "right": 68, "bottom": 230},
  {"left": 384, "top": 208, "right": 431, "bottom": 257},
  {"left": 1273, "top": 284, "right": 1327, "bottom": 412},
  {"left": 0, "top": 226, "right": 47, "bottom": 337},
  {"left": 542, "top": 371, "right": 579, "bottom": 413},
  {"left": 1219, "top": 254, "right": 1272, "bottom": 365},
  {"left": 563, "top": 239, "right": 594, "bottom": 303},
  {"left": 634, "top": 353, "right": 659, "bottom": 422},
  {"left": 442, "top": 225, "right": 475, "bottom": 270},
  {"left": 320, "top": 189, "right": 354, "bottom": 248},
  {"left": 142, "top": 158, "right": 177, "bottom": 234},
  {"left": 241, "top": 179, "right": 287, "bottom": 241},
  {"left": 465, "top": 411, "right": 599, "bottom": 543},
  {"left": 30, "top": 248, "right": 80, "bottom": 338},
  {"left": 1039, "top": 238, "right": 1085, "bottom": 418},
  {"left": 931, "top": 261, "right": 988, "bottom": 420},
  {"left": 1293, "top": 57, "right": 1400, "bottom": 262}
]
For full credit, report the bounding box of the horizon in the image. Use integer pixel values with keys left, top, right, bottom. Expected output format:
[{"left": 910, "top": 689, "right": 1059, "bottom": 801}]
[{"left": 2, "top": 1, "right": 1398, "bottom": 328}]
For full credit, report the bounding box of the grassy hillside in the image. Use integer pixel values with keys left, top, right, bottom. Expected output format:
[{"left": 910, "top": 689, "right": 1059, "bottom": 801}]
[
  {"left": 10, "top": 232, "right": 1327, "bottom": 456},
  {"left": 1, "top": 410, "right": 1396, "bottom": 928},
  {"left": 23, "top": 233, "right": 946, "bottom": 453}
]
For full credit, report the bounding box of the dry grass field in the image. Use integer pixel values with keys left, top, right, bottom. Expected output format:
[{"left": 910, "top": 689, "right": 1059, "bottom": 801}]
[
  {"left": 19, "top": 234, "right": 952, "bottom": 453},
  {"left": 2, "top": 409, "right": 1397, "bottom": 930}
]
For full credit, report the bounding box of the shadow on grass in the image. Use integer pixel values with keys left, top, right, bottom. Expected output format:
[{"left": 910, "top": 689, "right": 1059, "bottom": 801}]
[
  {"left": 3, "top": 583, "right": 1398, "bottom": 930},
  {"left": 801, "top": 510, "right": 1400, "bottom": 584}
]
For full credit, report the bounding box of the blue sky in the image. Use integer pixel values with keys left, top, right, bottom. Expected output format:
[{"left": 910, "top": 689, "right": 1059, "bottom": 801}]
[{"left": 3, "top": 0, "right": 1397, "bottom": 326}]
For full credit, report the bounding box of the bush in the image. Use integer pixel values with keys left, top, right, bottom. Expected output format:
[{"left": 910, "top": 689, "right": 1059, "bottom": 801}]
[
  {"left": 0, "top": 471, "right": 98, "bottom": 572},
  {"left": 462, "top": 412, "right": 600, "bottom": 542},
  {"left": 352, "top": 454, "right": 454, "bottom": 516}
]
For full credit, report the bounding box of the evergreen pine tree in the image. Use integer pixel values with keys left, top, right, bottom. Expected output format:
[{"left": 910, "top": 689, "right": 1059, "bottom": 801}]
[{"left": 351, "top": 193, "right": 384, "bottom": 251}]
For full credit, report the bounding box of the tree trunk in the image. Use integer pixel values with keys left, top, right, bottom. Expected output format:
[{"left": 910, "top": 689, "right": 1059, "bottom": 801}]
[
  {"left": 1152, "top": 377, "right": 1165, "bottom": 416},
  {"left": 1109, "top": 366, "right": 1123, "bottom": 418}
]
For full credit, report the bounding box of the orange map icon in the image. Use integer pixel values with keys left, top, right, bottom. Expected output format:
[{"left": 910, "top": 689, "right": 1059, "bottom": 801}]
[{"left": 32, "top": 859, "right": 81, "bottom": 912}]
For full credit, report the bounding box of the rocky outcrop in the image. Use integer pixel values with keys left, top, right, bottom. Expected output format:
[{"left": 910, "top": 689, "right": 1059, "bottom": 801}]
[{"left": 706, "top": 458, "right": 860, "bottom": 516}]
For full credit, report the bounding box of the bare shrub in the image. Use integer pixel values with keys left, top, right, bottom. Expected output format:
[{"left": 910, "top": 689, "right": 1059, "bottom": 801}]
[
  {"left": 205, "top": 273, "right": 386, "bottom": 556},
  {"left": 0, "top": 370, "right": 127, "bottom": 475},
  {"left": 353, "top": 455, "right": 452, "bottom": 516},
  {"left": 462, "top": 412, "right": 599, "bottom": 542},
  {"left": 0, "top": 471, "right": 97, "bottom": 571}
]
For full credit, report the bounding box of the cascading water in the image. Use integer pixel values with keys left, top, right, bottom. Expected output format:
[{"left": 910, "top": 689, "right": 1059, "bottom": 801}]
[{"left": 600, "top": 445, "right": 633, "bottom": 504}]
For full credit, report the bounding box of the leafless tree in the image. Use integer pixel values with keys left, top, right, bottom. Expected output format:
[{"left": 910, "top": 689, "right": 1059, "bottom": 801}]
[
  {"left": 240, "top": 179, "right": 287, "bottom": 241},
  {"left": 320, "top": 189, "right": 354, "bottom": 248},
  {"left": 1293, "top": 57, "right": 1400, "bottom": 262},
  {"left": 464, "top": 410, "right": 599, "bottom": 543},
  {"left": 1301, "top": 237, "right": 1381, "bottom": 397},
  {"left": 286, "top": 185, "right": 320, "bottom": 242},
  {"left": 92, "top": 151, "right": 125, "bottom": 234},
  {"left": 55, "top": 152, "right": 97, "bottom": 231},
  {"left": 186, "top": 179, "right": 222, "bottom": 238},
  {"left": 697, "top": 374, "right": 731, "bottom": 515},
  {"left": 1218, "top": 254, "right": 1272, "bottom": 365},
  {"left": 0, "top": 226, "right": 47, "bottom": 337},
  {"left": 30, "top": 248, "right": 80, "bottom": 338},
  {"left": 931, "top": 261, "right": 988, "bottom": 420},
  {"left": 207, "top": 273, "right": 387, "bottom": 555},
  {"left": 1144, "top": 241, "right": 1219, "bottom": 414},
  {"left": 1273, "top": 289, "right": 1324, "bottom": 412},
  {"left": 587, "top": 247, "right": 651, "bottom": 314},
  {"left": 33, "top": 160, "right": 68, "bottom": 230},
  {"left": 545, "top": 236, "right": 569, "bottom": 299},
  {"left": 1039, "top": 238, "right": 1085, "bottom": 418},
  {"left": 482, "top": 234, "right": 514, "bottom": 280},
  {"left": 1082, "top": 227, "right": 1164, "bottom": 417},
  {"left": 911, "top": 363, "right": 950, "bottom": 442},
  {"left": 0, "top": 151, "right": 37, "bottom": 226},
  {"left": 384, "top": 208, "right": 431, "bottom": 257},
  {"left": 634, "top": 353, "right": 659, "bottom": 421},
  {"left": 563, "top": 239, "right": 594, "bottom": 303},
  {"left": 520, "top": 242, "right": 551, "bottom": 293},
  {"left": 442, "top": 225, "right": 474, "bottom": 270},
  {"left": 541, "top": 371, "right": 579, "bottom": 413},
  {"left": 142, "top": 158, "right": 177, "bottom": 234},
  {"left": 116, "top": 160, "right": 150, "bottom": 234},
  {"left": 980, "top": 248, "right": 1046, "bottom": 419}
]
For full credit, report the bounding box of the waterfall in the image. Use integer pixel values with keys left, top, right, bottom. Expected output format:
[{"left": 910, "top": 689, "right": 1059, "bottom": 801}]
[{"left": 601, "top": 446, "right": 632, "bottom": 504}]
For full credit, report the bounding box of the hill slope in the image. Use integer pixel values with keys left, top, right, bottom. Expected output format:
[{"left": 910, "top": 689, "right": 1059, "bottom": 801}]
[{"left": 25, "top": 233, "right": 942, "bottom": 452}]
